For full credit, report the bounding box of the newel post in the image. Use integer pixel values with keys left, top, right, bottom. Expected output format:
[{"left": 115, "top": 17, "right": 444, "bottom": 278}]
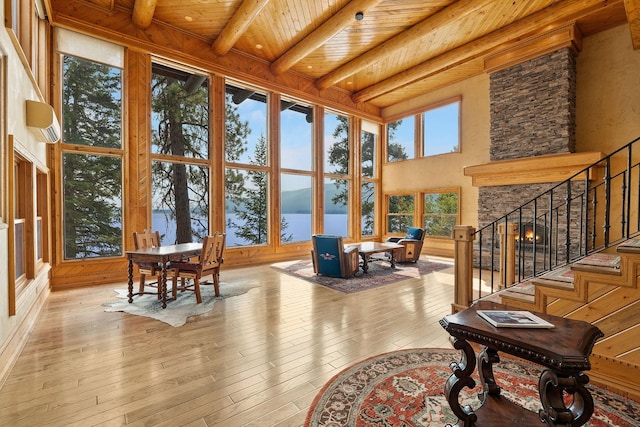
[
  {"left": 452, "top": 225, "right": 475, "bottom": 313},
  {"left": 498, "top": 222, "right": 518, "bottom": 288}
]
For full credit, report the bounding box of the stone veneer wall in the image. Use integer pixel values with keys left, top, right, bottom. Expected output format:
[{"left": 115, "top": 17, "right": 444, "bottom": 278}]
[{"left": 480, "top": 48, "right": 577, "bottom": 223}]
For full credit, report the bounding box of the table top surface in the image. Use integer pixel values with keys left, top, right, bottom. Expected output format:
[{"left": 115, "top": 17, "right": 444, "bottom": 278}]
[
  {"left": 346, "top": 241, "right": 403, "bottom": 253},
  {"left": 440, "top": 301, "right": 604, "bottom": 372},
  {"left": 126, "top": 242, "right": 202, "bottom": 257}
]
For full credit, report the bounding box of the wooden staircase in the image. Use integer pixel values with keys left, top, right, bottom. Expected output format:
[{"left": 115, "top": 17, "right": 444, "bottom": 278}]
[{"left": 489, "top": 239, "right": 640, "bottom": 400}]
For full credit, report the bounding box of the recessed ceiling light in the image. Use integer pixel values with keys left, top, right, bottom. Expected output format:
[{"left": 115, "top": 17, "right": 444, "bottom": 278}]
[
  {"left": 307, "top": 65, "right": 313, "bottom": 69},
  {"left": 255, "top": 44, "right": 263, "bottom": 49},
  {"left": 355, "top": 12, "right": 364, "bottom": 21},
  {"left": 184, "top": 16, "right": 193, "bottom": 22}
]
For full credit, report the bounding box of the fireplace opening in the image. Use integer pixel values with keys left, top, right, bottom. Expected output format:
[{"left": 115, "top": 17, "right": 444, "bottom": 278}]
[{"left": 514, "top": 222, "right": 547, "bottom": 246}]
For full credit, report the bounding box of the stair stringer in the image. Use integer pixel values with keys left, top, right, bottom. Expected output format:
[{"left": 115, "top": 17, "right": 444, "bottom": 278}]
[{"left": 495, "top": 248, "right": 640, "bottom": 399}]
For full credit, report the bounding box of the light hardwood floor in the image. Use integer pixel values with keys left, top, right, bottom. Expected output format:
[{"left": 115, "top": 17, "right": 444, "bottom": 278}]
[{"left": 0, "top": 256, "right": 456, "bottom": 426}]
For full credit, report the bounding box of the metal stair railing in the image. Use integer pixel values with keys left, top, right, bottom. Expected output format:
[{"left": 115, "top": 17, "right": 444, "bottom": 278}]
[{"left": 454, "top": 135, "right": 640, "bottom": 308}]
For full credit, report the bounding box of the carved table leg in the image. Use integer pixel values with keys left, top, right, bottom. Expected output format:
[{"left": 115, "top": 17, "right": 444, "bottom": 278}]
[
  {"left": 538, "top": 370, "right": 594, "bottom": 427},
  {"left": 160, "top": 263, "right": 168, "bottom": 309},
  {"left": 444, "top": 337, "right": 478, "bottom": 427},
  {"left": 361, "top": 253, "right": 370, "bottom": 273},
  {"left": 477, "top": 346, "right": 501, "bottom": 400},
  {"left": 388, "top": 249, "right": 397, "bottom": 269},
  {"left": 127, "top": 257, "right": 134, "bottom": 303}
]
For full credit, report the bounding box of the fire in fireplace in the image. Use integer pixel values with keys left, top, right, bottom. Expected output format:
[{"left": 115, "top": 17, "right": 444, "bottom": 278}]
[{"left": 514, "top": 222, "right": 547, "bottom": 245}]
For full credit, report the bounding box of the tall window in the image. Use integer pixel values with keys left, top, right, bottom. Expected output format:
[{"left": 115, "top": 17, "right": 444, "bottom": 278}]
[
  {"left": 324, "top": 111, "right": 350, "bottom": 237},
  {"left": 61, "top": 55, "right": 123, "bottom": 259},
  {"left": 13, "top": 152, "right": 32, "bottom": 292},
  {"left": 224, "top": 82, "right": 270, "bottom": 247},
  {"left": 361, "top": 121, "right": 379, "bottom": 237},
  {"left": 387, "top": 195, "right": 414, "bottom": 233},
  {"left": 151, "top": 63, "right": 210, "bottom": 244},
  {"left": 387, "top": 117, "right": 414, "bottom": 162},
  {"left": 280, "top": 97, "right": 313, "bottom": 243},
  {"left": 423, "top": 100, "right": 460, "bottom": 156},
  {"left": 423, "top": 190, "right": 459, "bottom": 237}
]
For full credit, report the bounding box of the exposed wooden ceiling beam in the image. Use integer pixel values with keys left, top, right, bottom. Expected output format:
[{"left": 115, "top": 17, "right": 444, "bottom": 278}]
[
  {"left": 270, "top": 0, "right": 384, "bottom": 75},
  {"left": 212, "top": 0, "right": 271, "bottom": 56},
  {"left": 624, "top": 0, "right": 640, "bottom": 49},
  {"left": 315, "top": 0, "right": 495, "bottom": 90},
  {"left": 353, "top": 0, "right": 615, "bottom": 103},
  {"left": 132, "top": 0, "right": 157, "bottom": 29}
]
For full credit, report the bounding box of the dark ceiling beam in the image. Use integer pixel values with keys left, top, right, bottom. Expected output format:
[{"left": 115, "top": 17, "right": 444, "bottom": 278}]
[
  {"left": 212, "top": 0, "right": 271, "bottom": 56},
  {"left": 270, "top": 0, "right": 384, "bottom": 75},
  {"left": 624, "top": 0, "right": 640, "bottom": 49},
  {"left": 132, "top": 0, "right": 158, "bottom": 29}
]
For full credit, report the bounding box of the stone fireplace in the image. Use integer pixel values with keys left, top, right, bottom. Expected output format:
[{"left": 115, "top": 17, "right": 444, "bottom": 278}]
[
  {"left": 480, "top": 46, "right": 578, "bottom": 224},
  {"left": 464, "top": 27, "right": 605, "bottom": 274}
]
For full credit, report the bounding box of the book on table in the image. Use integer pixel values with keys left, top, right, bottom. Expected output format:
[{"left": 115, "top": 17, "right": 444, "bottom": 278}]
[{"left": 477, "top": 310, "right": 555, "bottom": 328}]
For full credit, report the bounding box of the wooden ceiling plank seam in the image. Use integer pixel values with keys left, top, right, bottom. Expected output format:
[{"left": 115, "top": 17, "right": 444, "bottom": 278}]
[
  {"left": 212, "top": 0, "right": 272, "bottom": 56},
  {"left": 314, "top": 0, "right": 496, "bottom": 90},
  {"left": 624, "top": 0, "right": 640, "bottom": 49},
  {"left": 352, "top": 0, "right": 616, "bottom": 104},
  {"left": 270, "top": 0, "right": 384, "bottom": 75},
  {"left": 132, "top": 0, "right": 158, "bottom": 29}
]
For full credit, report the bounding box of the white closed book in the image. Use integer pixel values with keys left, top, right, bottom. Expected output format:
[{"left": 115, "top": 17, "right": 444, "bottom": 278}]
[{"left": 477, "top": 310, "right": 555, "bottom": 328}]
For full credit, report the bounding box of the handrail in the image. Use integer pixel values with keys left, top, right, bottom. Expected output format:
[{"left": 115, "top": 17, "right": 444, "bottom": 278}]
[{"left": 453, "top": 135, "right": 640, "bottom": 309}]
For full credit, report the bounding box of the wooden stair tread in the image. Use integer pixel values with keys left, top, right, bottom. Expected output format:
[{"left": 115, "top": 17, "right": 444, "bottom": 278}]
[
  {"left": 500, "top": 291, "right": 535, "bottom": 303},
  {"left": 503, "top": 281, "right": 535, "bottom": 296},
  {"left": 532, "top": 276, "right": 575, "bottom": 290},
  {"left": 617, "top": 238, "right": 640, "bottom": 254},
  {"left": 534, "top": 266, "right": 574, "bottom": 285},
  {"left": 572, "top": 253, "right": 621, "bottom": 275}
]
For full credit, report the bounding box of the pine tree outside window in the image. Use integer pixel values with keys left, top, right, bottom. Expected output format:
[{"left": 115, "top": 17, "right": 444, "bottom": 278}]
[
  {"left": 61, "top": 55, "right": 123, "bottom": 259},
  {"left": 423, "top": 191, "right": 459, "bottom": 237},
  {"left": 224, "top": 82, "right": 272, "bottom": 247},
  {"left": 387, "top": 195, "right": 414, "bottom": 234},
  {"left": 150, "top": 63, "right": 210, "bottom": 244}
]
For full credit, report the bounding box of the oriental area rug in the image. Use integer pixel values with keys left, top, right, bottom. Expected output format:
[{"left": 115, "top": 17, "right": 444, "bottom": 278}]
[
  {"left": 305, "top": 348, "right": 639, "bottom": 427},
  {"left": 271, "top": 258, "right": 452, "bottom": 293},
  {"left": 103, "top": 283, "right": 255, "bottom": 327}
]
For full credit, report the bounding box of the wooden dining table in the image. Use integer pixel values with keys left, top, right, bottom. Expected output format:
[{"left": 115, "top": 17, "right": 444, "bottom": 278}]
[{"left": 126, "top": 242, "right": 202, "bottom": 308}]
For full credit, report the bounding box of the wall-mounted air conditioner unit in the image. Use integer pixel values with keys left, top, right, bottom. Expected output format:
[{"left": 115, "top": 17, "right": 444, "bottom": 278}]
[{"left": 26, "top": 100, "right": 61, "bottom": 144}]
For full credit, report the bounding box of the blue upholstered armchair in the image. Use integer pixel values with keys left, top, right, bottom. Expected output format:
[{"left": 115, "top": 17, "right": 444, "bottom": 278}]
[
  {"left": 311, "top": 235, "right": 359, "bottom": 278},
  {"left": 385, "top": 227, "right": 425, "bottom": 263}
]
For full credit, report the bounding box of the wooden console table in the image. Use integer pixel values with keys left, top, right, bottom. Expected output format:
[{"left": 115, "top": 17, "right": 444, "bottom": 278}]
[{"left": 439, "top": 301, "right": 603, "bottom": 427}]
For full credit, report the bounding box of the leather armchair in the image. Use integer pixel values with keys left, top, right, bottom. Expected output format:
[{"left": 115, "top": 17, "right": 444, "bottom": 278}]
[
  {"left": 386, "top": 227, "right": 425, "bottom": 263},
  {"left": 311, "top": 235, "right": 359, "bottom": 278}
]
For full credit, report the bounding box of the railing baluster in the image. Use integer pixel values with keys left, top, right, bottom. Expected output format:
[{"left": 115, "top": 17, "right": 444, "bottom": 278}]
[
  {"left": 460, "top": 137, "right": 640, "bottom": 308},
  {"left": 624, "top": 144, "right": 632, "bottom": 239},
  {"left": 565, "top": 182, "right": 572, "bottom": 264},
  {"left": 603, "top": 157, "right": 611, "bottom": 247}
]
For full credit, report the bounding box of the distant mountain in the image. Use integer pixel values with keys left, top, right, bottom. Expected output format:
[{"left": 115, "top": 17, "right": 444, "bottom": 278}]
[
  {"left": 281, "top": 183, "right": 347, "bottom": 214},
  {"left": 225, "top": 183, "right": 347, "bottom": 214}
]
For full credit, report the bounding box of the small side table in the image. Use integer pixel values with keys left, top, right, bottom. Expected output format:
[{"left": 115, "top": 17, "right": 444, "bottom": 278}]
[{"left": 439, "top": 301, "right": 603, "bottom": 427}]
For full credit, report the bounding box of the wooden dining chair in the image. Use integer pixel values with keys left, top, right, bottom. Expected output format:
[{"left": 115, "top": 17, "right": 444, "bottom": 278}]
[
  {"left": 171, "top": 232, "right": 226, "bottom": 303},
  {"left": 132, "top": 229, "right": 166, "bottom": 298}
]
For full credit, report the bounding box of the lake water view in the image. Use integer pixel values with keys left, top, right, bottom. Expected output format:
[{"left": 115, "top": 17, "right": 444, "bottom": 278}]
[{"left": 153, "top": 212, "right": 348, "bottom": 246}]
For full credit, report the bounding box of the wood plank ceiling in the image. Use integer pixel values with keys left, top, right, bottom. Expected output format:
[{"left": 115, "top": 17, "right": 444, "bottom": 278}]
[{"left": 48, "top": 0, "right": 638, "bottom": 111}]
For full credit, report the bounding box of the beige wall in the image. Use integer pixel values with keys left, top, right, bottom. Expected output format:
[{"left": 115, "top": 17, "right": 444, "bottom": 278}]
[
  {"left": 379, "top": 74, "right": 490, "bottom": 255},
  {"left": 377, "top": 23, "right": 639, "bottom": 256},
  {"left": 0, "top": 10, "right": 52, "bottom": 382},
  {"left": 576, "top": 25, "right": 640, "bottom": 152}
]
